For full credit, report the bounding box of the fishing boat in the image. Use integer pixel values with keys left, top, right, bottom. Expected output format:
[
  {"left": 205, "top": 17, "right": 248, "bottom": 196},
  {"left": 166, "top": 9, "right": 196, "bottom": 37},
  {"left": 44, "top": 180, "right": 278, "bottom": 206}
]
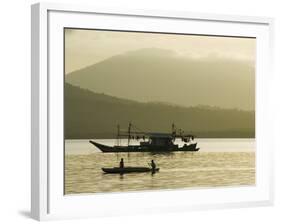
[
  {"left": 90, "top": 123, "right": 200, "bottom": 153},
  {"left": 102, "top": 167, "right": 160, "bottom": 174}
]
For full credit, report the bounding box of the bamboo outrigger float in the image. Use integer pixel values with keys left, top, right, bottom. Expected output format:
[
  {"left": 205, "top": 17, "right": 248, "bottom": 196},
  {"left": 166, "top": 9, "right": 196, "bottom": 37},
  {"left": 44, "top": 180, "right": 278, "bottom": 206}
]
[{"left": 89, "top": 123, "right": 199, "bottom": 153}]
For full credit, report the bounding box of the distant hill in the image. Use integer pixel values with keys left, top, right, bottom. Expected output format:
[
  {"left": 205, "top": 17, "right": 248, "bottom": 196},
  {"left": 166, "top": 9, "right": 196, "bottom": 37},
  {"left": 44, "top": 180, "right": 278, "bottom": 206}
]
[
  {"left": 66, "top": 48, "right": 255, "bottom": 110},
  {"left": 65, "top": 83, "right": 255, "bottom": 139}
]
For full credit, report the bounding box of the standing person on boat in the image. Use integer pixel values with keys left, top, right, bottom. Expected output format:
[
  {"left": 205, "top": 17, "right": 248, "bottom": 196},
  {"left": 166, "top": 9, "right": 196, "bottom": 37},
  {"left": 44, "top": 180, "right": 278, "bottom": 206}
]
[
  {"left": 150, "top": 160, "right": 156, "bottom": 171},
  {"left": 119, "top": 158, "right": 124, "bottom": 168}
]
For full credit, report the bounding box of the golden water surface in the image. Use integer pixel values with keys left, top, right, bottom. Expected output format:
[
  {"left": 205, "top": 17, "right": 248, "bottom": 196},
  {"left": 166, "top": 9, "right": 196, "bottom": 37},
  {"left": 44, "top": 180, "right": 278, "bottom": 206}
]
[{"left": 65, "top": 148, "right": 255, "bottom": 194}]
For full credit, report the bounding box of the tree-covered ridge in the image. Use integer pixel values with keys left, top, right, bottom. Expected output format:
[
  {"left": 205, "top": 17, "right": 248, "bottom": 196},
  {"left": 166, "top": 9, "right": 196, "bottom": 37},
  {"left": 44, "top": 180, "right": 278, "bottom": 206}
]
[{"left": 64, "top": 83, "right": 255, "bottom": 139}]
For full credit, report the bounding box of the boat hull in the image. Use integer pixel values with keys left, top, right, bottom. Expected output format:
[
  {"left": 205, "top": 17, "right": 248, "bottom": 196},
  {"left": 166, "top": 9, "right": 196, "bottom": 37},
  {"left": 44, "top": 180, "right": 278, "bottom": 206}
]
[
  {"left": 102, "top": 167, "right": 160, "bottom": 174},
  {"left": 90, "top": 140, "right": 199, "bottom": 153}
]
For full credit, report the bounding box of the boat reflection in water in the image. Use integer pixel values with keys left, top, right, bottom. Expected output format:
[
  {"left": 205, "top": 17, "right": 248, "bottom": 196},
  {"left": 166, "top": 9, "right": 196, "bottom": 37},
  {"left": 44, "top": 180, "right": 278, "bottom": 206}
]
[{"left": 90, "top": 123, "right": 199, "bottom": 153}]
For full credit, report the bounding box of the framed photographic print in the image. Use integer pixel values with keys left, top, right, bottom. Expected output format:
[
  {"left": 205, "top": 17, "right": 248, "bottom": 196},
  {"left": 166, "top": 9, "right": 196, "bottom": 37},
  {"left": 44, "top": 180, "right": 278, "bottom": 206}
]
[{"left": 31, "top": 2, "right": 274, "bottom": 221}]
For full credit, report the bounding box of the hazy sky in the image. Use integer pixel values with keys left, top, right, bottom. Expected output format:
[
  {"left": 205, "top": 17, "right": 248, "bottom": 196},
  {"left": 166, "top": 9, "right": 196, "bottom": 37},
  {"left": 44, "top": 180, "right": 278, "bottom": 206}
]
[{"left": 65, "top": 29, "right": 255, "bottom": 74}]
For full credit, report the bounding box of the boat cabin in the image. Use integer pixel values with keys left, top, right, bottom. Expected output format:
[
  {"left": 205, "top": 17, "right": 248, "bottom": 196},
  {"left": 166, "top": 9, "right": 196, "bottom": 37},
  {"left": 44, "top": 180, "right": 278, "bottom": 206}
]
[{"left": 140, "top": 133, "right": 174, "bottom": 146}]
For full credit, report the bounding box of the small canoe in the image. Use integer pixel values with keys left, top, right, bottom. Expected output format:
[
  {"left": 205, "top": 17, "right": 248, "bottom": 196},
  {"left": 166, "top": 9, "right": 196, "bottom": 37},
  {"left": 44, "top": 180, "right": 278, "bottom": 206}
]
[{"left": 102, "top": 167, "right": 160, "bottom": 174}]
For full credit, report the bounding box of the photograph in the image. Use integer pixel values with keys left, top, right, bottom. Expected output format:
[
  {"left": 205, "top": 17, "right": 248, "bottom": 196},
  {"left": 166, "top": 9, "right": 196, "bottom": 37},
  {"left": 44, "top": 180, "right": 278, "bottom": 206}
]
[{"left": 64, "top": 28, "right": 256, "bottom": 195}]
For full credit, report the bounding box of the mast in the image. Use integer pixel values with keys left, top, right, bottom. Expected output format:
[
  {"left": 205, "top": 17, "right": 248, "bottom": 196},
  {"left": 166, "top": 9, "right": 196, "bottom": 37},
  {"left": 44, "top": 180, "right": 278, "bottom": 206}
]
[
  {"left": 127, "top": 122, "right": 132, "bottom": 146},
  {"left": 172, "top": 123, "right": 176, "bottom": 141},
  {"left": 116, "top": 124, "right": 120, "bottom": 146}
]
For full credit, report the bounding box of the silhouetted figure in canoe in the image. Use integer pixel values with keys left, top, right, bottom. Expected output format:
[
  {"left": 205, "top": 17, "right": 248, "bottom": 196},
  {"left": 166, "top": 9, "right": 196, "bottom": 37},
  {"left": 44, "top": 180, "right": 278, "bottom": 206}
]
[
  {"left": 150, "top": 160, "right": 156, "bottom": 171},
  {"left": 119, "top": 158, "right": 124, "bottom": 168}
]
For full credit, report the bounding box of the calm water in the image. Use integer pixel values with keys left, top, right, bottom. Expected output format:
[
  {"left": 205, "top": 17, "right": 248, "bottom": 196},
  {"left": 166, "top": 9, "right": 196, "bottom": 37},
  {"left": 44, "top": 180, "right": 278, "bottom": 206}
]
[{"left": 65, "top": 139, "right": 255, "bottom": 194}]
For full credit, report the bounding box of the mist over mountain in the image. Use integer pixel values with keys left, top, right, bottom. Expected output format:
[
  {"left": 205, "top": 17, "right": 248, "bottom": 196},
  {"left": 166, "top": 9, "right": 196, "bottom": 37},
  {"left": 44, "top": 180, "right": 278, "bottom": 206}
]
[
  {"left": 66, "top": 48, "right": 255, "bottom": 111},
  {"left": 65, "top": 83, "right": 255, "bottom": 139}
]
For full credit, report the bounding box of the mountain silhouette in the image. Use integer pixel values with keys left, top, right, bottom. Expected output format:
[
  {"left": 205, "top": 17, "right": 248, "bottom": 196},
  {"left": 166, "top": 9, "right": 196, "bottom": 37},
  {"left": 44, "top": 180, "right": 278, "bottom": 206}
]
[{"left": 66, "top": 48, "right": 255, "bottom": 110}]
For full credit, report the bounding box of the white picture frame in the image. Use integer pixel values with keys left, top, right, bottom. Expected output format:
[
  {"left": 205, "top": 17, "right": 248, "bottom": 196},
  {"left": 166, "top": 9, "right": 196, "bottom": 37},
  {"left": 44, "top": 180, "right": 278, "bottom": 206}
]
[{"left": 31, "top": 2, "right": 274, "bottom": 221}]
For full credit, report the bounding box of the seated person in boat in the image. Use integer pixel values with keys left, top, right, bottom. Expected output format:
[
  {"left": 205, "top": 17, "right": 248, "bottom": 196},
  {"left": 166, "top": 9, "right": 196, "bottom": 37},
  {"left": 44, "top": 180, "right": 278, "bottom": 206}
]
[
  {"left": 119, "top": 158, "right": 124, "bottom": 168},
  {"left": 150, "top": 160, "right": 156, "bottom": 171}
]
